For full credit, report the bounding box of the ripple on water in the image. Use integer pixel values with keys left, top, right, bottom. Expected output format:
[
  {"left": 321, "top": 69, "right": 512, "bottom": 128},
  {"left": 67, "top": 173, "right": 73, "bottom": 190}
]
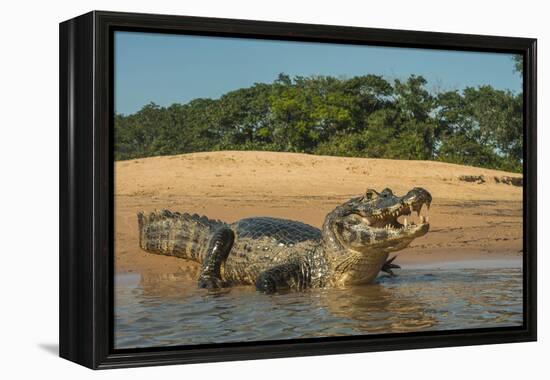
[{"left": 114, "top": 266, "right": 523, "bottom": 348}]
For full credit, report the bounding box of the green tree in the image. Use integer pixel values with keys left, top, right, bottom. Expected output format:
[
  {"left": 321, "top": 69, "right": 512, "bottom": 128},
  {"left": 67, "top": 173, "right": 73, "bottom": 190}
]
[
  {"left": 512, "top": 54, "right": 523, "bottom": 74},
  {"left": 114, "top": 73, "right": 523, "bottom": 173}
]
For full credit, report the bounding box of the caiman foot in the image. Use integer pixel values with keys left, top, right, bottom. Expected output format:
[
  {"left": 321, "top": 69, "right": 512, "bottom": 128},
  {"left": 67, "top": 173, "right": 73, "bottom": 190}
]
[
  {"left": 255, "top": 273, "right": 277, "bottom": 294},
  {"left": 255, "top": 262, "right": 304, "bottom": 294},
  {"left": 198, "top": 275, "right": 225, "bottom": 289},
  {"left": 381, "top": 256, "right": 400, "bottom": 276}
]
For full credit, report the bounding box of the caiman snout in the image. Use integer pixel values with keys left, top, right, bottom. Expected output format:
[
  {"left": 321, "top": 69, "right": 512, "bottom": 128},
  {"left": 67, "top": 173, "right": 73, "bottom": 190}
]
[
  {"left": 353, "top": 187, "right": 431, "bottom": 227},
  {"left": 397, "top": 187, "right": 432, "bottom": 228},
  {"left": 402, "top": 187, "right": 432, "bottom": 211}
]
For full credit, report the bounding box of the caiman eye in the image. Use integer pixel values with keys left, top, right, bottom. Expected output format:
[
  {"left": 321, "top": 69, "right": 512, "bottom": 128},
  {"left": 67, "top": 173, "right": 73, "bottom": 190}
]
[
  {"left": 380, "top": 188, "right": 394, "bottom": 198},
  {"left": 365, "top": 189, "right": 379, "bottom": 200}
]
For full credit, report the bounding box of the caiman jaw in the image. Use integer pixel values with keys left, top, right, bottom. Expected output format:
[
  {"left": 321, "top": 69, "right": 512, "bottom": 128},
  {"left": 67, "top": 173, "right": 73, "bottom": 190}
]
[
  {"left": 326, "top": 187, "right": 432, "bottom": 257},
  {"left": 362, "top": 188, "right": 432, "bottom": 234},
  {"left": 366, "top": 202, "right": 430, "bottom": 231}
]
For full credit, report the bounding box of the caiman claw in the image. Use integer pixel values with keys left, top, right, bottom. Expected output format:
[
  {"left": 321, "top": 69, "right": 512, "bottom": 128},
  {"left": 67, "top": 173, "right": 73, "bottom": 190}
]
[{"left": 381, "top": 256, "right": 400, "bottom": 276}]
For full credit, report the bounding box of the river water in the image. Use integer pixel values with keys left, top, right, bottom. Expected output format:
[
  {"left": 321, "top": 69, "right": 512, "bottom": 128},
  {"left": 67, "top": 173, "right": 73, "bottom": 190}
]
[{"left": 114, "top": 260, "right": 523, "bottom": 349}]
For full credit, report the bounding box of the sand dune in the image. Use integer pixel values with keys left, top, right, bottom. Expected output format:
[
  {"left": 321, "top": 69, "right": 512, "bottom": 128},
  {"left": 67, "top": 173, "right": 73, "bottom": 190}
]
[{"left": 114, "top": 151, "right": 522, "bottom": 275}]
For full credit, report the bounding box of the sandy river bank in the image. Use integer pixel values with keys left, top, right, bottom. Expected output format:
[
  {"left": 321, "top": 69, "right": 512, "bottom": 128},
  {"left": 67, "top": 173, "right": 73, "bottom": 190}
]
[{"left": 114, "top": 151, "right": 523, "bottom": 277}]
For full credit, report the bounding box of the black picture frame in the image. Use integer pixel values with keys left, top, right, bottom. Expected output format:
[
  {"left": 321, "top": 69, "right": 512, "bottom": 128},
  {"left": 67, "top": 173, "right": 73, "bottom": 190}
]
[{"left": 59, "top": 10, "right": 537, "bottom": 369}]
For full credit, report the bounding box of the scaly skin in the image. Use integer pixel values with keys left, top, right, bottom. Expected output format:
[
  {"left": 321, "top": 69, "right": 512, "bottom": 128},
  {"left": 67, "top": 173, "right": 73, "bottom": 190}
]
[{"left": 137, "top": 187, "right": 432, "bottom": 293}]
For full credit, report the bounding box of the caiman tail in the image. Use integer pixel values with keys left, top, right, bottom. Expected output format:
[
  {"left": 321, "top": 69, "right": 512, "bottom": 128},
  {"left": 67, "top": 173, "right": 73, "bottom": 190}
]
[{"left": 137, "top": 210, "right": 226, "bottom": 262}]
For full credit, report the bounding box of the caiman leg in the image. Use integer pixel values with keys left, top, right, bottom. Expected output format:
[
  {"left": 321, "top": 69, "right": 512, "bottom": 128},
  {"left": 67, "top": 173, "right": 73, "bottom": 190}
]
[
  {"left": 381, "top": 256, "right": 400, "bottom": 276},
  {"left": 197, "top": 227, "right": 235, "bottom": 289},
  {"left": 255, "top": 262, "right": 305, "bottom": 294}
]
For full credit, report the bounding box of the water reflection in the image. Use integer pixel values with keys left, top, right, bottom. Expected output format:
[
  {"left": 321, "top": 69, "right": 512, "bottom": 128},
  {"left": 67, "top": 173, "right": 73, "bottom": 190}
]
[
  {"left": 318, "top": 285, "right": 438, "bottom": 333},
  {"left": 114, "top": 264, "right": 523, "bottom": 349}
]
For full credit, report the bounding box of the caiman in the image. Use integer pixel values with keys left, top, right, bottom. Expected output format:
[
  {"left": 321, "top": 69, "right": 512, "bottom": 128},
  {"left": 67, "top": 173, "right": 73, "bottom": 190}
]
[{"left": 137, "top": 187, "right": 432, "bottom": 293}]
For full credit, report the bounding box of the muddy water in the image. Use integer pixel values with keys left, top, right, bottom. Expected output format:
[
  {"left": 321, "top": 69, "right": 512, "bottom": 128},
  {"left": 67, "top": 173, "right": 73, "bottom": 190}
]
[{"left": 114, "top": 261, "right": 522, "bottom": 349}]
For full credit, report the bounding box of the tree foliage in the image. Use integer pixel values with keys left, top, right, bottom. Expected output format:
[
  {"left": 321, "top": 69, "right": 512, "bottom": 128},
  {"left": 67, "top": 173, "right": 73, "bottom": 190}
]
[
  {"left": 115, "top": 73, "right": 523, "bottom": 173},
  {"left": 512, "top": 54, "right": 523, "bottom": 74}
]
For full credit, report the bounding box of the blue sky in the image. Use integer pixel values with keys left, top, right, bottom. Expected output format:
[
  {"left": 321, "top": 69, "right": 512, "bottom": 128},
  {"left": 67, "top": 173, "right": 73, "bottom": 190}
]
[{"left": 114, "top": 31, "right": 522, "bottom": 116}]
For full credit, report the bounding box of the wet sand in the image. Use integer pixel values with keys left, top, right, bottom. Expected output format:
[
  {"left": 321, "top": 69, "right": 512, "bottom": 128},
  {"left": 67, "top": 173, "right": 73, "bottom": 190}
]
[{"left": 114, "top": 151, "right": 523, "bottom": 276}]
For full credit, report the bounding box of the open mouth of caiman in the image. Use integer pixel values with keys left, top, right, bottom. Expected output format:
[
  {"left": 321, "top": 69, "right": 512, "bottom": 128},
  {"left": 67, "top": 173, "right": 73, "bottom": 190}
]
[
  {"left": 366, "top": 200, "right": 430, "bottom": 230},
  {"left": 357, "top": 187, "right": 432, "bottom": 234}
]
